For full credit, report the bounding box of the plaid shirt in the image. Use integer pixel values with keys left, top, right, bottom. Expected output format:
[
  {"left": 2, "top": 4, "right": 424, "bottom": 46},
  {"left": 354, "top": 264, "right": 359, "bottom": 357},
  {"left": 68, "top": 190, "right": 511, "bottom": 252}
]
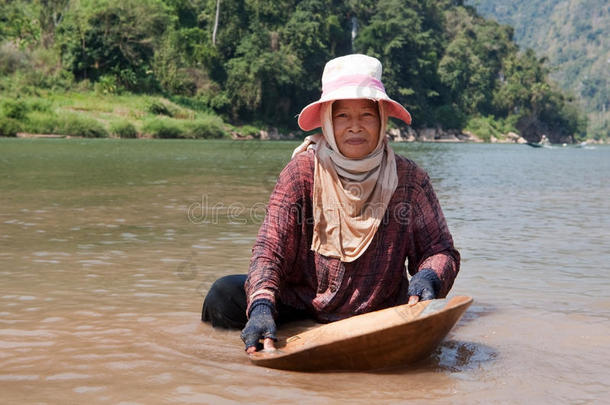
[{"left": 245, "top": 150, "right": 460, "bottom": 322}]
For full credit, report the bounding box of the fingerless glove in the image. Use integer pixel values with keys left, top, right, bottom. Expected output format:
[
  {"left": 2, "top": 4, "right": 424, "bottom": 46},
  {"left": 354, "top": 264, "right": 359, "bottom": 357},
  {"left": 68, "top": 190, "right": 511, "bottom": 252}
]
[
  {"left": 240, "top": 299, "right": 277, "bottom": 350},
  {"left": 408, "top": 268, "right": 441, "bottom": 301}
]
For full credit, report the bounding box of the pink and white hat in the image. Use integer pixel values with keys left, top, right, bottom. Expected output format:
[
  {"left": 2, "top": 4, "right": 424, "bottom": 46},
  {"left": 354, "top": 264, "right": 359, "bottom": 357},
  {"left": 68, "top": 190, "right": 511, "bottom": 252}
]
[{"left": 297, "top": 54, "right": 412, "bottom": 131}]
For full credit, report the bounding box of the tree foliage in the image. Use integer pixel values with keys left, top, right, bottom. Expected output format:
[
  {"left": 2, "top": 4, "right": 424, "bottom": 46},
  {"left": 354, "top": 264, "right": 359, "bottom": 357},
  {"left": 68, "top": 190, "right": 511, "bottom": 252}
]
[
  {"left": 56, "top": 0, "right": 173, "bottom": 90},
  {"left": 467, "top": 0, "right": 607, "bottom": 139},
  {"left": 0, "top": 0, "right": 589, "bottom": 141}
]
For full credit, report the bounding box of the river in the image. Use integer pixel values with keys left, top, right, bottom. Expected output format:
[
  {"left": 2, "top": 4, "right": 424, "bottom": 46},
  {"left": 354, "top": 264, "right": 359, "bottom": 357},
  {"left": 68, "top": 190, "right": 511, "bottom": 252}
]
[{"left": 1, "top": 139, "right": 608, "bottom": 404}]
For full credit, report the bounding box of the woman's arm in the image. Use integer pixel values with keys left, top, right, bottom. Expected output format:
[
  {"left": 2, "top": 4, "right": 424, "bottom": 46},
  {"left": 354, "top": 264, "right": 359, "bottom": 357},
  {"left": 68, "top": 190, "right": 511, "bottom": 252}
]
[
  {"left": 245, "top": 157, "right": 306, "bottom": 315},
  {"left": 409, "top": 172, "right": 460, "bottom": 298}
]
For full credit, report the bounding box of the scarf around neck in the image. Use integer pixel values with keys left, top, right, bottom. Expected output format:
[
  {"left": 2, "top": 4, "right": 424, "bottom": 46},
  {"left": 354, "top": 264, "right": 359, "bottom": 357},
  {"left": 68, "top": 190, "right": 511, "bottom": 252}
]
[{"left": 292, "top": 101, "right": 398, "bottom": 262}]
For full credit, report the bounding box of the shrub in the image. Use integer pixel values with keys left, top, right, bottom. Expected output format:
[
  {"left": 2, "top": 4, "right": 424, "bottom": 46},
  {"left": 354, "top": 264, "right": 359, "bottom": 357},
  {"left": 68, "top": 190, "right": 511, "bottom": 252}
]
[
  {"left": 185, "top": 116, "right": 226, "bottom": 139},
  {"left": 56, "top": 113, "right": 108, "bottom": 138},
  {"left": 465, "top": 117, "right": 495, "bottom": 142},
  {"left": 94, "top": 75, "right": 120, "bottom": 95},
  {"left": 0, "top": 116, "right": 21, "bottom": 136},
  {"left": 147, "top": 100, "right": 174, "bottom": 117},
  {"left": 0, "top": 42, "right": 29, "bottom": 75},
  {"left": 142, "top": 118, "right": 185, "bottom": 138},
  {"left": 170, "top": 95, "right": 213, "bottom": 114},
  {"left": 25, "top": 48, "right": 74, "bottom": 90},
  {"left": 1, "top": 99, "right": 29, "bottom": 120},
  {"left": 236, "top": 125, "right": 260, "bottom": 137},
  {"left": 465, "top": 116, "right": 516, "bottom": 142},
  {"left": 172, "top": 107, "right": 195, "bottom": 120},
  {"left": 26, "top": 98, "right": 52, "bottom": 113},
  {"left": 24, "top": 111, "right": 59, "bottom": 134},
  {"left": 75, "top": 79, "right": 93, "bottom": 92},
  {"left": 110, "top": 120, "right": 138, "bottom": 138}
]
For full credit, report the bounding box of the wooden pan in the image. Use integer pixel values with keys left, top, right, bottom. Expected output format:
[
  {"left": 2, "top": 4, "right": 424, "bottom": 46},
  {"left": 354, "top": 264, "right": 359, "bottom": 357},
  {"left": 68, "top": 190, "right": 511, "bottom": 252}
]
[{"left": 249, "top": 295, "right": 473, "bottom": 371}]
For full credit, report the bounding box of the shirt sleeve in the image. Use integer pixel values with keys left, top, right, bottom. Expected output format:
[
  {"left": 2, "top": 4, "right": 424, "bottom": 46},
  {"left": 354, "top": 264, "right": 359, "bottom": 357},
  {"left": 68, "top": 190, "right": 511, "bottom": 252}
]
[
  {"left": 408, "top": 172, "right": 460, "bottom": 298},
  {"left": 244, "top": 158, "right": 305, "bottom": 316}
]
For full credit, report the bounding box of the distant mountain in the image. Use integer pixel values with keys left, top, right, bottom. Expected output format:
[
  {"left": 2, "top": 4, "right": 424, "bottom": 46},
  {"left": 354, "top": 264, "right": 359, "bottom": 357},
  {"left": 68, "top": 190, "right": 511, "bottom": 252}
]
[{"left": 466, "top": 0, "right": 609, "bottom": 139}]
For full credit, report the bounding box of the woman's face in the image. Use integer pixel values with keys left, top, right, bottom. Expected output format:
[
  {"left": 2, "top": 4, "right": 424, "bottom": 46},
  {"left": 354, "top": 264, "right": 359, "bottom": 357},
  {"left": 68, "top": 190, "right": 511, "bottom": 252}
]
[{"left": 332, "top": 99, "right": 381, "bottom": 159}]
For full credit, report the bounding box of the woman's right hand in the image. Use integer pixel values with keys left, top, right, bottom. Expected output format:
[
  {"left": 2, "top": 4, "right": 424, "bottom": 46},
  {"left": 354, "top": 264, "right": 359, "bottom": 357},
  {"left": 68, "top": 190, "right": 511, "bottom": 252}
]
[{"left": 240, "top": 300, "right": 277, "bottom": 354}]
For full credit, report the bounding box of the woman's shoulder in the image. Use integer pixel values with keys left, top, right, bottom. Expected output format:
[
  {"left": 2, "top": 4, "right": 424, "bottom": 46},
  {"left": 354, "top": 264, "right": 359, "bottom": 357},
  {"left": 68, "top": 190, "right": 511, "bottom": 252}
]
[
  {"left": 277, "top": 149, "right": 315, "bottom": 191},
  {"left": 286, "top": 149, "right": 315, "bottom": 175},
  {"left": 394, "top": 152, "right": 429, "bottom": 182}
]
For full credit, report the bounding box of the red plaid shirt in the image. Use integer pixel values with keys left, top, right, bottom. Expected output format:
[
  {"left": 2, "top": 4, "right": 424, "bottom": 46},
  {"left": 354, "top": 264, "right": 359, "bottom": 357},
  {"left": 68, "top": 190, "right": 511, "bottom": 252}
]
[{"left": 245, "top": 150, "right": 460, "bottom": 322}]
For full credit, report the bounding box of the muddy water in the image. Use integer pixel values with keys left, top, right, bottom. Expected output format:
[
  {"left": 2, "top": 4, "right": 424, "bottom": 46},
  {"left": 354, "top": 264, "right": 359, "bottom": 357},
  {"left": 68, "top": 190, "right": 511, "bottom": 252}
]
[{"left": 1, "top": 139, "right": 608, "bottom": 404}]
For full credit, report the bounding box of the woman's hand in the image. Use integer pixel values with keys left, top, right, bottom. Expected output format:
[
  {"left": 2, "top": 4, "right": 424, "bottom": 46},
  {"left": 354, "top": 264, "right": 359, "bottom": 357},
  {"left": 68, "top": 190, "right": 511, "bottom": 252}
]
[
  {"left": 240, "top": 300, "right": 277, "bottom": 354},
  {"left": 407, "top": 268, "right": 441, "bottom": 305}
]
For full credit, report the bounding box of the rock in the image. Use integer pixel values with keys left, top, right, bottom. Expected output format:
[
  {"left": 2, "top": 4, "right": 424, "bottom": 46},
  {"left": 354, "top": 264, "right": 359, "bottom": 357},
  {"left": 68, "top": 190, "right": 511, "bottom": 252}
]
[
  {"left": 502, "top": 132, "right": 527, "bottom": 143},
  {"left": 435, "top": 133, "right": 460, "bottom": 142},
  {"left": 230, "top": 131, "right": 253, "bottom": 140},
  {"left": 387, "top": 128, "right": 415, "bottom": 142},
  {"left": 17, "top": 133, "right": 65, "bottom": 138},
  {"left": 267, "top": 127, "right": 281, "bottom": 140},
  {"left": 405, "top": 127, "right": 417, "bottom": 142},
  {"left": 258, "top": 127, "right": 302, "bottom": 140},
  {"left": 249, "top": 126, "right": 543, "bottom": 144},
  {"left": 460, "top": 131, "right": 483, "bottom": 143},
  {"left": 417, "top": 128, "right": 437, "bottom": 142},
  {"left": 388, "top": 128, "right": 401, "bottom": 141}
]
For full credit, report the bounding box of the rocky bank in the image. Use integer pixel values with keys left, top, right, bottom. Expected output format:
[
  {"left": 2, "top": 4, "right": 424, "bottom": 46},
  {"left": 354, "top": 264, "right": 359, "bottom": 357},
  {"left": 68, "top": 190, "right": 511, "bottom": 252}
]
[{"left": 235, "top": 127, "right": 529, "bottom": 144}]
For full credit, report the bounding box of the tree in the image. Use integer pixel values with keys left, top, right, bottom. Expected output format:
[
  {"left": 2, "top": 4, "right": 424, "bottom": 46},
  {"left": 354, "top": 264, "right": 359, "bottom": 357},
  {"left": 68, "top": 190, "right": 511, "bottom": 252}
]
[
  {"left": 38, "top": 0, "right": 71, "bottom": 48},
  {"left": 495, "top": 49, "right": 586, "bottom": 142},
  {"left": 212, "top": 0, "right": 220, "bottom": 46},
  {"left": 438, "top": 7, "right": 514, "bottom": 117},
  {"left": 57, "top": 0, "right": 173, "bottom": 90},
  {"left": 356, "top": 0, "right": 447, "bottom": 126},
  {"left": 0, "top": 0, "right": 40, "bottom": 47}
]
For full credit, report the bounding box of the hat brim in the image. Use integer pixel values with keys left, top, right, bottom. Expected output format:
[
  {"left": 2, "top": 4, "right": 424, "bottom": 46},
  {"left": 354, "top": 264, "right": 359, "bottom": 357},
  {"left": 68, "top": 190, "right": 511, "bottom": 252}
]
[{"left": 297, "top": 87, "right": 412, "bottom": 131}]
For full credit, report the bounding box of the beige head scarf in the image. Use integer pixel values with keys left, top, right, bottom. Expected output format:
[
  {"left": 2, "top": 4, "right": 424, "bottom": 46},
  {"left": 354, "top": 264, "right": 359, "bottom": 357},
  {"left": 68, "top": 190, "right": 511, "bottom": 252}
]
[{"left": 292, "top": 101, "right": 398, "bottom": 262}]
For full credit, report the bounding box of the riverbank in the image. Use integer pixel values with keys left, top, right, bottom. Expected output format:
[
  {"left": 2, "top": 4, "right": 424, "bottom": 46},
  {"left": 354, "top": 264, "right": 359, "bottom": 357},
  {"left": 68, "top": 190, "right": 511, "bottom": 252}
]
[
  {"left": 2, "top": 91, "right": 603, "bottom": 144},
  {"left": 14, "top": 127, "right": 608, "bottom": 144},
  {"left": 10, "top": 128, "right": 520, "bottom": 144},
  {"left": 237, "top": 126, "right": 528, "bottom": 144}
]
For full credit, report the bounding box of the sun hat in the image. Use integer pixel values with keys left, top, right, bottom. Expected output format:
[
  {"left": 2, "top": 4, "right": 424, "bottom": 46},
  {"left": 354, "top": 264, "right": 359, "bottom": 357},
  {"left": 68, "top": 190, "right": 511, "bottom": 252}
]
[{"left": 297, "top": 54, "right": 412, "bottom": 131}]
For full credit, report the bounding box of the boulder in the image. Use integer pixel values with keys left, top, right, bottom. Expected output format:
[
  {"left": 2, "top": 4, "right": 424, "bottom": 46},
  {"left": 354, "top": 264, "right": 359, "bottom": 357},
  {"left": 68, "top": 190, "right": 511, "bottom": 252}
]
[
  {"left": 230, "top": 131, "right": 254, "bottom": 140},
  {"left": 417, "top": 128, "right": 437, "bottom": 142},
  {"left": 460, "top": 131, "right": 483, "bottom": 143},
  {"left": 505, "top": 131, "right": 527, "bottom": 144},
  {"left": 435, "top": 132, "right": 461, "bottom": 142},
  {"left": 388, "top": 128, "right": 415, "bottom": 142},
  {"left": 268, "top": 127, "right": 281, "bottom": 140},
  {"left": 405, "top": 127, "right": 417, "bottom": 142}
]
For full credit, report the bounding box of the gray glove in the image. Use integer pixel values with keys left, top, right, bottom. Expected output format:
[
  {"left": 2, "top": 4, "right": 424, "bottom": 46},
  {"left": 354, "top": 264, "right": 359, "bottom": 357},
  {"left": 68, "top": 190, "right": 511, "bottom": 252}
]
[
  {"left": 240, "top": 299, "right": 277, "bottom": 350},
  {"left": 408, "top": 268, "right": 441, "bottom": 301}
]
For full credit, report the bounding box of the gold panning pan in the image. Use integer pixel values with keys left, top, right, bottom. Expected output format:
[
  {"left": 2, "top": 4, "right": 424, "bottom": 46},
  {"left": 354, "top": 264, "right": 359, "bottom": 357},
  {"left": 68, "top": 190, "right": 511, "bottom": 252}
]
[{"left": 249, "top": 296, "right": 473, "bottom": 371}]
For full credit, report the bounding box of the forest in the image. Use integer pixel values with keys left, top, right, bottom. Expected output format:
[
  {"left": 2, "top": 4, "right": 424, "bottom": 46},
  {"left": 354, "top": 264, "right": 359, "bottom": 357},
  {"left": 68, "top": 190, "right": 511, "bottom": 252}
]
[
  {"left": 0, "top": 0, "right": 591, "bottom": 143},
  {"left": 468, "top": 0, "right": 608, "bottom": 141}
]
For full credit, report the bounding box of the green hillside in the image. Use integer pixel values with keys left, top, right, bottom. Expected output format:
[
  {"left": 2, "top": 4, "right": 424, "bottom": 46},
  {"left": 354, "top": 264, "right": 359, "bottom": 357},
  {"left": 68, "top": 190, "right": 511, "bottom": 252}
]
[
  {"left": 0, "top": 0, "right": 591, "bottom": 143},
  {"left": 467, "top": 0, "right": 609, "bottom": 139}
]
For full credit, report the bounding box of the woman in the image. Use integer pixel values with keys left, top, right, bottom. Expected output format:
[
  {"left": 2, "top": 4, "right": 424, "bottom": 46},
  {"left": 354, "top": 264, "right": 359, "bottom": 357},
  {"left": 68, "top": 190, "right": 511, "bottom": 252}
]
[{"left": 202, "top": 54, "right": 460, "bottom": 354}]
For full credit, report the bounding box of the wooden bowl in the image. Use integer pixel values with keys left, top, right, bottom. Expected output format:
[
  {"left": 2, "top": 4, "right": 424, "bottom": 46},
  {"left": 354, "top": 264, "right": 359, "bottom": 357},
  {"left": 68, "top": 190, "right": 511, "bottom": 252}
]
[{"left": 249, "top": 296, "right": 473, "bottom": 371}]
